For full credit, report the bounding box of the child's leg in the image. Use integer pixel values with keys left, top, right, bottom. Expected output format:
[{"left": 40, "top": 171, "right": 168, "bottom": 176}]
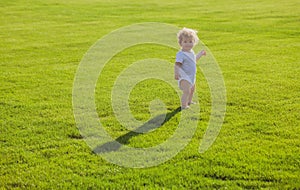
[
  {"left": 180, "top": 80, "right": 191, "bottom": 108},
  {"left": 188, "top": 84, "right": 195, "bottom": 105}
]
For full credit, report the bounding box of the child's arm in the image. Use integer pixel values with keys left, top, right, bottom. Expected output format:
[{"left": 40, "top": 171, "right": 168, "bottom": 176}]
[
  {"left": 196, "top": 50, "right": 206, "bottom": 62},
  {"left": 174, "top": 62, "right": 182, "bottom": 80}
]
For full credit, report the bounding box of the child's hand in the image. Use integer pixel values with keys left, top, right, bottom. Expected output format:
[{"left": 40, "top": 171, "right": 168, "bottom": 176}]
[
  {"left": 196, "top": 50, "right": 206, "bottom": 61},
  {"left": 199, "top": 50, "right": 206, "bottom": 56}
]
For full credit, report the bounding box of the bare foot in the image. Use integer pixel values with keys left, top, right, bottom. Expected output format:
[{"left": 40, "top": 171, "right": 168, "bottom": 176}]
[
  {"left": 181, "top": 106, "right": 190, "bottom": 110},
  {"left": 188, "top": 101, "right": 196, "bottom": 105}
]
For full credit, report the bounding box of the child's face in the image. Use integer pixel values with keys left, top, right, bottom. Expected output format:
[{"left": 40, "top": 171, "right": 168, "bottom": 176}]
[{"left": 180, "top": 37, "right": 195, "bottom": 51}]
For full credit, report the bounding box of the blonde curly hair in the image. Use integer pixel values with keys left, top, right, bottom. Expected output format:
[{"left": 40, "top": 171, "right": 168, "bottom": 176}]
[{"left": 177, "top": 27, "right": 199, "bottom": 45}]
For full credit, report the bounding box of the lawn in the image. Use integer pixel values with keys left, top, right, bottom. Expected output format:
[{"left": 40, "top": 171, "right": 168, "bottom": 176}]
[{"left": 0, "top": 0, "right": 299, "bottom": 189}]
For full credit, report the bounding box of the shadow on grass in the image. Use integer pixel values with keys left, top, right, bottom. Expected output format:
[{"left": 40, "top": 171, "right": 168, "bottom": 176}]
[{"left": 93, "top": 107, "right": 181, "bottom": 153}]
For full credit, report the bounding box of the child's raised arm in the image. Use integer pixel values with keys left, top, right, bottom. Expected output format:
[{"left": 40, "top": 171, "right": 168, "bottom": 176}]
[{"left": 196, "top": 50, "right": 206, "bottom": 62}]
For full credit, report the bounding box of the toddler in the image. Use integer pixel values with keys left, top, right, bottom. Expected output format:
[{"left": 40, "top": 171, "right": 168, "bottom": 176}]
[{"left": 174, "top": 27, "right": 206, "bottom": 109}]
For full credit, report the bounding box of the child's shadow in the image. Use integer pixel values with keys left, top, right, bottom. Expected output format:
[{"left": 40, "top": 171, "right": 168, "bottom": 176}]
[{"left": 93, "top": 107, "right": 181, "bottom": 153}]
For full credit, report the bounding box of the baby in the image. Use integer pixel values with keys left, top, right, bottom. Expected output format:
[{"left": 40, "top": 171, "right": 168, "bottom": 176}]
[{"left": 174, "top": 27, "right": 206, "bottom": 109}]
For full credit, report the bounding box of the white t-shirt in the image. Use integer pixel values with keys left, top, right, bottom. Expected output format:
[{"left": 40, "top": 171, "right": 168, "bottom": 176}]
[{"left": 175, "top": 50, "right": 196, "bottom": 85}]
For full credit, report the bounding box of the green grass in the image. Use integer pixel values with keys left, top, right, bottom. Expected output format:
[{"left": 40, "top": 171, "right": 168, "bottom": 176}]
[{"left": 1, "top": 0, "right": 299, "bottom": 189}]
